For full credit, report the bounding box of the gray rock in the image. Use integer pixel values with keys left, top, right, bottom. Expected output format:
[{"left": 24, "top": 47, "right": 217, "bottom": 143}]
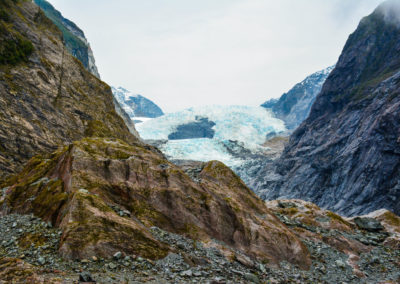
[
  {"left": 180, "top": 269, "right": 193, "bottom": 277},
  {"left": 244, "top": 273, "right": 260, "bottom": 284},
  {"left": 335, "top": 259, "right": 346, "bottom": 268},
  {"left": 79, "top": 272, "right": 95, "bottom": 283},
  {"left": 354, "top": 218, "right": 384, "bottom": 232},
  {"left": 108, "top": 262, "right": 117, "bottom": 269},
  {"left": 113, "top": 251, "right": 122, "bottom": 259},
  {"left": 38, "top": 256, "right": 46, "bottom": 265},
  {"left": 235, "top": 254, "right": 255, "bottom": 268},
  {"left": 261, "top": 66, "right": 334, "bottom": 130}
]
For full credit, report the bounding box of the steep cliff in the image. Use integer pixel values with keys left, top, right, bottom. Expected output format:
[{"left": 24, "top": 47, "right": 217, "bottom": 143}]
[
  {"left": 254, "top": 0, "right": 400, "bottom": 216},
  {"left": 262, "top": 66, "right": 334, "bottom": 129},
  {"left": 33, "top": 0, "right": 100, "bottom": 78},
  {"left": 0, "top": 0, "right": 138, "bottom": 180}
]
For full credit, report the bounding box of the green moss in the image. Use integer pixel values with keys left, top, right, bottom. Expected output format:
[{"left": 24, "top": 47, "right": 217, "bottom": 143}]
[
  {"left": 65, "top": 192, "right": 169, "bottom": 260},
  {"left": 0, "top": 35, "right": 34, "bottom": 65},
  {"left": 326, "top": 211, "right": 351, "bottom": 227},
  {"left": 0, "top": 9, "right": 10, "bottom": 22},
  {"left": 280, "top": 207, "right": 299, "bottom": 216},
  {"left": 84, "top": 120, "right": 114, "bottom": 138},
  {"left": 31, "top": 179, "right": 68, "bottom": 220},
  {"left": 381, "top": 211, "right": 400, "bottom": 227},
  {"left": 0, "top": 257, "right": 36, "bottom": 282},
  {"left": 18, "top": 232, "right": 47, "bottom": 249},
  {"left": 2, "top": 148, "right": 66, "bottom": 188}
]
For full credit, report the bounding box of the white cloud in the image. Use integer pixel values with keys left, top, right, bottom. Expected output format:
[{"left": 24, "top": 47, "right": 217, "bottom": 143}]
[{"left": 48, "top": 0, "right": 384, "bottom": 112}]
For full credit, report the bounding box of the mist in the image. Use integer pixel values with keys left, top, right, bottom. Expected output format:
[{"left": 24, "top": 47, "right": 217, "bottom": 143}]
[
  {"left": 378, "top": 0, "right": 400, "bottom": 25},
  {"left": 47, "top": 0, "right": 385, "bottom": 112}
]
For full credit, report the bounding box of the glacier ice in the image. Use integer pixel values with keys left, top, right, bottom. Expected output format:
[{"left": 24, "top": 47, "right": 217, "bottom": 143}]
[{"left": 136, "top": 105, "right": 286, "bottom": 168}]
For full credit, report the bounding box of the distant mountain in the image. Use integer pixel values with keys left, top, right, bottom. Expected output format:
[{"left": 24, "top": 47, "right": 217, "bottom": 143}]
[
  {"left": 262, "top": 66, "right": 334, "bottom": 129},
  {"left": 254, "top": 0, "right": 400, "bottom": 216},
  {"left": 34, "top": 0, "right": 100, "bottom": 78},
  {"left": 112, "top": 87, "right": 164, "bottom": 121}
]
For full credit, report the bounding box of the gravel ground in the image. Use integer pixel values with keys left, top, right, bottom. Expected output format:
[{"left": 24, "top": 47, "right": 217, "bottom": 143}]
[{"left": 0, "top": 213, "right": 399, "bottom": 283}]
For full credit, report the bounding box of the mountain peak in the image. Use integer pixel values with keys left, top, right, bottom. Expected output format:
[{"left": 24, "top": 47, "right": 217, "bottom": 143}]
[
  {"left": 376, "top": 0, "right": 400, "bottom": 26},
  {"left": 112, "top": 87, "right": 164, "bottom": 120},
  {"left": 253, "top": 1, "right": 400, "bottom": 216}
]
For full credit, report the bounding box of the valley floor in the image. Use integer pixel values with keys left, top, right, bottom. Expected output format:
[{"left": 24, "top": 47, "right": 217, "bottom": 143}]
[{"left": 1, "top": 200, "right": 399, "bottom": 284}]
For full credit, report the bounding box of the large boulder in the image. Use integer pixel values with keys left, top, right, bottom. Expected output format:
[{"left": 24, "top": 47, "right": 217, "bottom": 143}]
[{"left": 0, "top": 138, "right": 310, "bottom": 268}]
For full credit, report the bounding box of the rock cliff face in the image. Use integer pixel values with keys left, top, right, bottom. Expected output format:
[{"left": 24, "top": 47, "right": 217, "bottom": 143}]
[
  {"left": 254, "top": 1, "right": 400, "bottom": 216},
  {"left": 112, "top": 87, "right": 164, "bottom": 121},
  {"left": 0, "top": 137, "right": 310, "bottom": 268},
  {"left": 33, "top": 0, "right": 100, "bottom": 78},
  {"left": 262, "top": 66, "right": 334, "bottom": 129},
  {"left": 0, "top": 0, "right": 138, "bottom": 180}
]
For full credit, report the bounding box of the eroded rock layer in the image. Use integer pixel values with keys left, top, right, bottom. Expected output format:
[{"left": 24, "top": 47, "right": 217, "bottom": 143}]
[{"left": 0, "top": 137, "right": 310, "bottom": 268}]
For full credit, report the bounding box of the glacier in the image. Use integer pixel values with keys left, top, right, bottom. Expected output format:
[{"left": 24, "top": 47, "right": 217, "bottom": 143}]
[{"left": 136, "top": 105, "right": 286, "bottom": 168}]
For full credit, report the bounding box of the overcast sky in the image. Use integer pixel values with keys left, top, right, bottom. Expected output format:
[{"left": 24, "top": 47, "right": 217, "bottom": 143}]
[{"left": 48, "top": 0, "right": 384, "bottom": 112}]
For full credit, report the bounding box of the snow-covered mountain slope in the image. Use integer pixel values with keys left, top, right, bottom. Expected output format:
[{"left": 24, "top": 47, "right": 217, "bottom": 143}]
[
  {"left": 136, "top": 105, "right": 286, "bottom": 169},
  {"left": 112, "top": 87, "right": 164, "bottom": 122},
  {"left": 262, "top": 66, "right": 334, "bottom": 129}
]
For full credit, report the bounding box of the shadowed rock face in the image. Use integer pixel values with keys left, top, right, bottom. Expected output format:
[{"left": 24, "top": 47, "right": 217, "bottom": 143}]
[
  {"left": 262, "top": 66, "right": 334, "bottom": 130},
  {"left": 0, "top": 0, "right": 139, "bottom": 180},
  {"left": 168, "top": 117, "right": 216, "bottom": 140},
  {"left": 0, "top": 138, "right": 310, "bottom": 268},
  {"left": 254, "top": 2, "right": 400, "bottom": 216}
]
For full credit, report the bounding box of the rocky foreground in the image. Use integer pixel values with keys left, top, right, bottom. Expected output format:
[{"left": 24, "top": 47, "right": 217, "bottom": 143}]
[{"left": 0, "top": 199, "right": 399, "bottom": 283}]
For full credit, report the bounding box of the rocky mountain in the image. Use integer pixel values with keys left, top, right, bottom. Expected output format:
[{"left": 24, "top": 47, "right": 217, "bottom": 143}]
[
  {"left": 0, "top": 1, "right": 313, "bottom": 283},
  {"left": 0, "top": 1, "right": 399, "bottom": 283},
  {"left": 262, "top": 66, "right": 334, "bottom": 129},
  {"left": 33, "top": 0, "right": 100, "bottom": 78},
  {"left": 254, "top": 0, "right": 400, "bottom": 217},
  {"left": 112, "top": 86, "right": 164, "bottom": 122},
  {"left": 32, "top": 0, "right": 139, "bottom": 139},
  {"left": 0, "top": 0, "right": 138, "bottom": 180}
]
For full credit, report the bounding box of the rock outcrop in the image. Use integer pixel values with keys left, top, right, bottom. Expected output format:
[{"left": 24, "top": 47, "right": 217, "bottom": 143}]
[
  {"left": 262, "top": 66, "right": 334, "bottom": 130},
  {"left": 0, "top": 137, "right": 310, "bottom": 268},
  {"left": 33, "top": 0, "right": 100, "bottom": 78},
  {"left": 0, "top": 0, "right": 138, "bottom": 180},
  {"left": 254, "top": 0, "right": 400, "bottom": 216}
]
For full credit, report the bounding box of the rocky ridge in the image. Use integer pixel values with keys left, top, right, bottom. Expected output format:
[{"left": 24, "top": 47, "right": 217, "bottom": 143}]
[
  {"left": 33, "top": 0, "right": 100, "bottom": 78},
  {"left": 254, "top": 0, "right": 400, "bottom": 216},
  {"left": 0, "top": 0, "right": 139, "bottom": 180},
  {"left": 262, "top": 66, "right": 334, "bottom": 130}
]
